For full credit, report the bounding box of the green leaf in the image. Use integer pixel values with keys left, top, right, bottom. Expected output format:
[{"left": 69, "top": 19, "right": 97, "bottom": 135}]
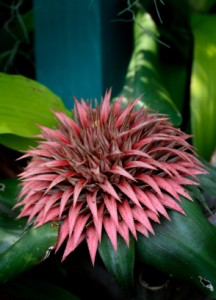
[
  {"left": 197, "top": 158, "right": 216, "bottom": 199},
  {"left": 2, "top": 278, "right": 80, "bottom": 300},
  {"left": 136, "top": 196, "right": 216, "bottom": 298},
  {"left": 98, "top": 234, "right": 135, "bottom": 291},
  {"left": 147, "top": 0, "right": 192, "bottom": 117},
  {"left": 0, "top": 179, "right": 23, "bottom": 221},
  {"left": 0, "top": 218, "right": 58, "bottom": 283},
  {"left": 0, "top": 215, "right": 27, "bottom": 254},
  {"left": 0, "top": 178, "right": 21, "bottom": 207},
  {"left": 0, "top": 73, "right": 72, "bottom": 150},
  {"left": 185, "top": 184, "right": 210, "bottom": 213},
  {"left": 0, "top": 134, "right": 37, "bottom": 153},
  {"left": 121, "top": 9, "right": 182, "bottom": 126},
  {"left": 0, "top": 179, "right": 26, "bottom": 254},
  {"left": 185, "top": 159, "right": 216, "bottom": 213},
  {"left": 159, "top": 58, "right": 189, "bottom": 116},
  {"left": 190, "top": 14, "right": 216, "bottom": 160},
  {"left": 0, "top": 178, "right": 59, "bottom": 283}
]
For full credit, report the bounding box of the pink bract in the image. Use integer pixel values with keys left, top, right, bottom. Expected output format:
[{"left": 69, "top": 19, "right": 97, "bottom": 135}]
[{"left": 16, "top": 89, "right": 206, "bottom": 264}]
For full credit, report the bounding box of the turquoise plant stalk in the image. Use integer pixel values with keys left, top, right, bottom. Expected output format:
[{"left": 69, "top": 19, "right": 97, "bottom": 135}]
[{"left": 15, "top": 90, "right": 205, "bottom": 265}]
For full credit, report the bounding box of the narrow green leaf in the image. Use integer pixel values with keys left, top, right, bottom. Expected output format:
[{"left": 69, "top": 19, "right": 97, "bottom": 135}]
[
  {"left": 0, "top": 73, "right": 72, "bottom": 150},
  {"left": 0, "top": 220, "right": 58, "bottom": 283},
  {"left": 121, "top": 9, "right": 182, "bottom": 126},
  {"left": 190, "top": 14, "right": 216, "bottom": 160},
  {"left": 136, "top": 196, "right": 216, "bottom": 298},
  {"left": 98, "top": 234, "right": 135, "bottom": 291},
  {"left": 2, "top": 278, "right": 80, "bottom": 300}
]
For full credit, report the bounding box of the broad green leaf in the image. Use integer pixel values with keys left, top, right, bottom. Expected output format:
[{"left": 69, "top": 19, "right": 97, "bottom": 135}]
[
  {"left": 98, "top": 234, "right": 134, "bottom": 291},
  {"left": 136, "top": 196, "right": 216, "bottom": 298},
  {"left": 0, "top": 73, "right": 72, "bottom": 150},
  {"left": 0, "top": 218, "right": 58, "bottom": 283},
  {"left": 190, "top": 14, "right": 216, "bottom": 160},
  {"left": 1, "top": 278, "right": 80, "bottom": 300},
  {"left": 121, "top": 9, "right": 182, "bottom": 126}
]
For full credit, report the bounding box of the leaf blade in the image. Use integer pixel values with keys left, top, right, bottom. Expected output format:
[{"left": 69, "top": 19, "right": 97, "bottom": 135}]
[
  {"left": 136, "top": 196, "right": 216, "bottom": 297},
  {"left": 121, "top": 10, "right": 182, "bottom": 126},
  {"left": 0, "top": 219, "right": 58, "bottom": 283},
  {"left": 98, "top": 233, "right": 135, "bottom": 291},
  {"left": 0, "top": 73, "right": 72, "bottom": 150},
  {"left": 190, "top": 14, "right": 216, "bottom": 160}
]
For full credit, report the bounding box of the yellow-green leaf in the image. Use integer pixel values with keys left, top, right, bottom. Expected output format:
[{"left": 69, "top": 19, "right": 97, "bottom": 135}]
[
  {"left": 121, "top": 10, "right": 182, "bottom": 126},
  {"left": 0, "top": 73, "right": 72, "bottom": 150},
  {"left": 190, "top": 14, "right": 216, "bottom": 160}
]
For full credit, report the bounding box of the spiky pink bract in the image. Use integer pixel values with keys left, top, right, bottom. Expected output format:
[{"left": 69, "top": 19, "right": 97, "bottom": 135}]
[{"left": 16, "top": 90, "right": 206, "bottom": 264}]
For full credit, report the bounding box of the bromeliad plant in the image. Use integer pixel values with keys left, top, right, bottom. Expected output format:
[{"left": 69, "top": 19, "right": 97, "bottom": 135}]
[
  {"left": 0, "top": 86, "right": 215, "bottom": 299},
  {"left": 12, "top": 89, "right": 216, "bottom": 298},
  {"left": 16, "top": 89, "right": 205, "bottom": 265}
]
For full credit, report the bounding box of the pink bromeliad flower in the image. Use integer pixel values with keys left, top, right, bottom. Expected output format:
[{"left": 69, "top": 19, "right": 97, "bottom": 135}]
[{"left": 16, "top": 90, "right": 205, "bottom": 264}]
